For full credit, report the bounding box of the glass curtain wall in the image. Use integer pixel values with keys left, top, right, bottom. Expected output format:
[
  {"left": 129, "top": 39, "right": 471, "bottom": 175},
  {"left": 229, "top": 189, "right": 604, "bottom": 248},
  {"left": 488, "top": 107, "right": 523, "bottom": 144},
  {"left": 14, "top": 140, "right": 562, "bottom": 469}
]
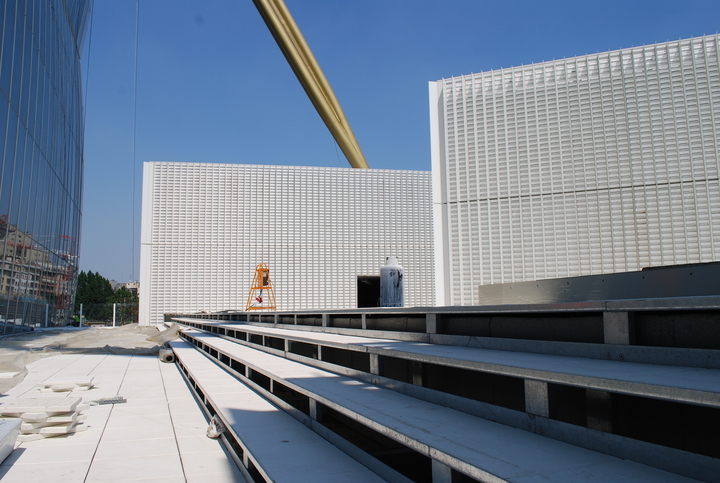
[{"left": 0, "top": 0, "right": 91, "bottom": 330}]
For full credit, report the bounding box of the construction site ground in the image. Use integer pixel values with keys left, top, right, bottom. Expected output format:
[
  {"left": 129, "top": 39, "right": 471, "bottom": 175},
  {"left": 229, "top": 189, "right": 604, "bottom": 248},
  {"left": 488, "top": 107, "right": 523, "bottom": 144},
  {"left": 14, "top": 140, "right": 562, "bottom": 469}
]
[{"left": 0, "top": 325, "right": 245, "bottom": 482}]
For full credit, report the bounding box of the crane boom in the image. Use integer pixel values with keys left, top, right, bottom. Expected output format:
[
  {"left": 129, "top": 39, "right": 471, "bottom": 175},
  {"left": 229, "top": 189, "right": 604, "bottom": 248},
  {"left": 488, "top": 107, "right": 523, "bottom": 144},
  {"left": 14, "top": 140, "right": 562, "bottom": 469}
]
[{"left": 252, "top": 0, "right": 370, "bottom": 169}]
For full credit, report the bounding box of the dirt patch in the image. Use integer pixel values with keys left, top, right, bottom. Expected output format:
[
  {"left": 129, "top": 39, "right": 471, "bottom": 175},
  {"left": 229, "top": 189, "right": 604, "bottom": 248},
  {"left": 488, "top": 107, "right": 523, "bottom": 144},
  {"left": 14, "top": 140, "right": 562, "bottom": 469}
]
[{"left": 0, "top": 324, "right": 167, "bottom": 366}]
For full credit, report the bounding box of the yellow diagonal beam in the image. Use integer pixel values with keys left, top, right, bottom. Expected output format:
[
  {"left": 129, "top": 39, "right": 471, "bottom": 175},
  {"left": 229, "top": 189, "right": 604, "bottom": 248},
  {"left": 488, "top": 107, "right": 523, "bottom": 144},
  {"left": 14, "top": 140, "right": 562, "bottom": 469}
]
[{"left": 252, "top": 0, "right": 370, "bottom": 169}]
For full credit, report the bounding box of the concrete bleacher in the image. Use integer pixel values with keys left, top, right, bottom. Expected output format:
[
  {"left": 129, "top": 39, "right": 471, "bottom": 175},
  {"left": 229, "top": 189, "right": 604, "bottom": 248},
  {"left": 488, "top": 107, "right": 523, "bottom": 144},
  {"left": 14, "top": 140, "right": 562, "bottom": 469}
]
[
  {"left": 170, "top": 340, "right": 386, "bottom": 483},
  {"left": 169, "top": 298, "right": 720, "bottom": 482}
]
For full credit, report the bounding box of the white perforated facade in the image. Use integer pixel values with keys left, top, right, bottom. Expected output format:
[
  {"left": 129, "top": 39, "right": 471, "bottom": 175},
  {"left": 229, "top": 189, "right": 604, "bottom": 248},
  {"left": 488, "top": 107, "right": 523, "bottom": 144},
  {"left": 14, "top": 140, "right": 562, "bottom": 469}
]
[
  {"left": 139, "top": 162, "right": 434, "bottom": 325},
  {"left": 431, "top": 35, "right": 720, "bottom": 306}
]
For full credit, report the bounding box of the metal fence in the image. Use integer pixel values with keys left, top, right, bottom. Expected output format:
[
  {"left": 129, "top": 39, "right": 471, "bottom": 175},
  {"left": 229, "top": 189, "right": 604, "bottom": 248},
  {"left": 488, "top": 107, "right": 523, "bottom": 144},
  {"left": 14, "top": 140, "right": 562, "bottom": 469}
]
[{"left": 78, "top": 303, "right": 138, "bottom": 326}]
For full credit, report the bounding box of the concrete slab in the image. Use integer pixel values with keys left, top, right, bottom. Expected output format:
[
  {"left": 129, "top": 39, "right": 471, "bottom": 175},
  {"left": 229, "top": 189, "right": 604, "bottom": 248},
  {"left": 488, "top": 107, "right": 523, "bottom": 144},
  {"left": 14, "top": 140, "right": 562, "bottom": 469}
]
[
  {"left": 182, "top": 331, "right": 699, "bottom": 482},
  {"left": 0, "top": 396, "right": 81, "bottom": 413},
  {"left": 0, "top": 352, "right": 244, "bottom": 482},
  {"left": 0, "top": 459, "right": 90, "bottom": 483},
  {"left": 171, "top": 341, "right": 385, "bottom": 483},
  {"left": 198, "top": 321, "right": 720, "bottom": 407},
  {"left": 186, "top": 470, "right": 247, "bottom": 483},
  {"left": 1, "top": 440, "right": 98, "bottom": 466},
  {"left": 84, "top": 452, "right": 185, "bottom": 481},
  {"left": 179, "top": 450, "right": 242, "bottom": 476},
  {"left": 93, "top": 437, "right": 179, "bottom": 460}
]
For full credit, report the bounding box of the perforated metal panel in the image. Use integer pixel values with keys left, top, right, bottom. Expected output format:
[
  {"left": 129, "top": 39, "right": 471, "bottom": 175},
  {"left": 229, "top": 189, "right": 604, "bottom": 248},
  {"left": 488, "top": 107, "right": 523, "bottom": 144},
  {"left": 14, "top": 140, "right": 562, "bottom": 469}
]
[
  {"left": 140, "top": 163, "right": 434, "bottom": 325},
  {"left": 431, "top": 35, "right": 720, "bottom": 306}
]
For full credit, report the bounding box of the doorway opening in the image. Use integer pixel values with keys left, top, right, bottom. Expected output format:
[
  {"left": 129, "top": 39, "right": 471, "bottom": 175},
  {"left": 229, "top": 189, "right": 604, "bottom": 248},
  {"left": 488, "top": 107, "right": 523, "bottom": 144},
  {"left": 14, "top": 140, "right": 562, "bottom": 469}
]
[{"left": 357, "top": 276, "right": 380, "bottom": 308}]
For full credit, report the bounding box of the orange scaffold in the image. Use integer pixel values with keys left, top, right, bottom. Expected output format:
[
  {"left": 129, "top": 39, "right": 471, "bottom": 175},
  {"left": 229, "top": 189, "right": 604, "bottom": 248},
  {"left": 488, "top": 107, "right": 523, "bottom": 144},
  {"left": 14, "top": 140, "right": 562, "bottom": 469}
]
[{"left": 245, "top": 263, "right": 277, "bottom": 311}]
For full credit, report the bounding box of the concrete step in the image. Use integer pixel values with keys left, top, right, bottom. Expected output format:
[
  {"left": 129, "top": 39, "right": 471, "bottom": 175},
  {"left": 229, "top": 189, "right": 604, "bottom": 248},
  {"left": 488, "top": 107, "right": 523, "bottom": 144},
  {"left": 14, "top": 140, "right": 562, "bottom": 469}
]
[
  {"left": 174, "top": 328, "right": 709, "bottom": 482},
  {"left": 169, "top": 339, "right": 390, "bottom": 483},
  {"left": 173, "top": 317, "right": 720, "bottom": 476},
  {"left": 175, "top": 319, "right": 720, "bottom": 408},
  {"left": 181, "top": 296, "right": 720, "bottom": 351},
  {"left": 176, "top": 315, "right": 720, "bottom": 370}
]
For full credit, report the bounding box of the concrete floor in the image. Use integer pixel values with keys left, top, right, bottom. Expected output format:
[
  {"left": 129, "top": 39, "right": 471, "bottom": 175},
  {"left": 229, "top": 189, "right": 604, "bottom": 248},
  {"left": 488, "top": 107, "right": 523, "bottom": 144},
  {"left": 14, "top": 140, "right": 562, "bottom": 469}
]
[{"left": 0, "top": 327, "right": 245, "bottom": 482}]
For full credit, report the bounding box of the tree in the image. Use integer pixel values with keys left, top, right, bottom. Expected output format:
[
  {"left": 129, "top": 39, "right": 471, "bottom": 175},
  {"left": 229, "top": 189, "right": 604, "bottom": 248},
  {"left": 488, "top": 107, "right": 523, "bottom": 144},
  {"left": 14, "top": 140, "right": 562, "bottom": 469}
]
[
  {"left": 74, "top": 272, "right": 139, "bottom": 323},
  {"left": 74, "top": 271, "right": 114, "bottom": 307},
  {"left": 111, "top": 286, "right": 137, "bottom": 304},
  {"left": 74, "top": 271, "right": 115, "bottom": 320},
  {"left": 111, "top": 286, "right": 139, "bottom": 323}
]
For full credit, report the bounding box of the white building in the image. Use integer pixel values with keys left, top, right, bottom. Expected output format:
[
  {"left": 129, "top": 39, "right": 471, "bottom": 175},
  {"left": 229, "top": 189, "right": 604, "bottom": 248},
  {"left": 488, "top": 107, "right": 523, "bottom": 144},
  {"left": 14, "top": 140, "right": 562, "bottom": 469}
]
[
  {"left": 431, "top": 35, "right": 720, "bottom": 306},
  {"left": 139, "top": 162, "right": 434, "bottom": 325}
]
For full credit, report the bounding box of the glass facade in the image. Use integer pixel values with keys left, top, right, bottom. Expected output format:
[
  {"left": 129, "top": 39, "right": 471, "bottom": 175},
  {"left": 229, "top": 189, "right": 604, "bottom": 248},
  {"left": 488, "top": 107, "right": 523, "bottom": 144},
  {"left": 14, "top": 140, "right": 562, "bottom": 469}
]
[{"left": 0, "top": 0, "right": 90, "bottom": 329}]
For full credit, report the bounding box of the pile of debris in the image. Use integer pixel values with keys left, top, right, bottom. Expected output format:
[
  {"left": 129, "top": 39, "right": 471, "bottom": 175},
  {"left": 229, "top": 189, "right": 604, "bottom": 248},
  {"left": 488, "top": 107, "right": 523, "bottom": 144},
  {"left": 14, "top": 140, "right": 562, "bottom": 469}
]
[{"left": 0, "top": 396, "right": 88, "bottom": 442}]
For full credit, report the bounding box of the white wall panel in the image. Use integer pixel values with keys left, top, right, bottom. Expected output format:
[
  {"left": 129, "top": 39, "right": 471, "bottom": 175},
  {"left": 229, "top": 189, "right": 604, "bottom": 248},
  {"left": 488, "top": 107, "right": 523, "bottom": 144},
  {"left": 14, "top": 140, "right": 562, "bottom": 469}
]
[
  {"left": 140, "top": 163, "right": 434, "bottom": 325},
  {"left": 431, "top": 35, "right": 720, "bottom": 306}
]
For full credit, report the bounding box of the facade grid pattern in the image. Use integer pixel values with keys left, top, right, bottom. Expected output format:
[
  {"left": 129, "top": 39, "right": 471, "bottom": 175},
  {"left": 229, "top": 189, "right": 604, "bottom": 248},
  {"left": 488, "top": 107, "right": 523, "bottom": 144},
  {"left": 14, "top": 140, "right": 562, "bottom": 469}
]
[
  {"left": 431, "top": 35, "right": 720, "bottom": 306},
  {"left": 140, "top": 162, "right": 434, "bottom": 326},
  {"left": 0, "top": 0, "right": 89, "bottom": 328}
]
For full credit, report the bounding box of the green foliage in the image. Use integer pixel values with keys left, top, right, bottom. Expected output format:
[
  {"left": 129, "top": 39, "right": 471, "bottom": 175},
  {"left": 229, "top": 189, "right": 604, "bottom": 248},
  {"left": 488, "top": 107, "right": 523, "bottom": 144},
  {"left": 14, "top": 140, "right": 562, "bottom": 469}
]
[
  {"left": 74, "top": 271, "right": 138, "bottom": 322},
  {"left": 112, "top": 286, "right": 136, "bottom": 304},
  {"left": 74, "top": 271, "right": 114, "bottom": 309}
]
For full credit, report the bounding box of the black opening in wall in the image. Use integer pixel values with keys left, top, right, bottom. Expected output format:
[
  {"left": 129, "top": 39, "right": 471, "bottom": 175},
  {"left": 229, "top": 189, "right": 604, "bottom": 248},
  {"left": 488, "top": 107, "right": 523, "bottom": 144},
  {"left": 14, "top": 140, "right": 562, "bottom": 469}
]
[{"left": 357, "top": 276, "right": 380, "bottom": 308}]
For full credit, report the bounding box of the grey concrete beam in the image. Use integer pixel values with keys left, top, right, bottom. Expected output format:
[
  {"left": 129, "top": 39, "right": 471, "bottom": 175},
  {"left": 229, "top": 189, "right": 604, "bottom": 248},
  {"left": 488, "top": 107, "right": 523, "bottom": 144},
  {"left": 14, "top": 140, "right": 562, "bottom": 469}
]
[
  {"left": 410, "top": 361, "right": 423, "bottom": 387},
  {"left": 524, "top": 380, "right": 549, "bottom": 417},
  {"left": 586, "top": 389, "right": 613, "bottom": 433},
  {"left": 370, "top": 354, "right": 380, "bottom": 375},
  {"left": 603, "top": 311, "right": 635, "bottom": 345},
  {"left": 309, "top": 399, "right": 321, "bottom": 421},
  {"left": 431, "top": 460, "right": 452, "bottom": 483},
  {"left": 426, "top": 313, "right": 438, "bottom": 334}
]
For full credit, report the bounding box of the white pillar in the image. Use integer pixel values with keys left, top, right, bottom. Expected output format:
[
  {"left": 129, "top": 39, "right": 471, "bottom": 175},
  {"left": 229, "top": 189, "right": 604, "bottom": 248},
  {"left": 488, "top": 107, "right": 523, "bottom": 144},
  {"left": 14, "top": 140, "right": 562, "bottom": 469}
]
[{"left": 112, "top": 303, "right": 116, "bottom": 327}]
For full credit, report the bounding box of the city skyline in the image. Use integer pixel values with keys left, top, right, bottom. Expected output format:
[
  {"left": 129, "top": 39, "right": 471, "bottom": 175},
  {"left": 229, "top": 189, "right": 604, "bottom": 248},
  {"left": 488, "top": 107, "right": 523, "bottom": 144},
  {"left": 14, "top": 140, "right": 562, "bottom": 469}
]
[{"left": 80, "top": 0, "right": 720, "bottom": 282}]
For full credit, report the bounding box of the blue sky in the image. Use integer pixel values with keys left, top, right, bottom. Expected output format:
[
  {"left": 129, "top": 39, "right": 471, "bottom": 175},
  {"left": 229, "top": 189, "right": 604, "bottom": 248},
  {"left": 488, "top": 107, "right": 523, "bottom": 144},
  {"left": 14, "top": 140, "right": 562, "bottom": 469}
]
[{"left": 80, "top": 0, "right": 720, "bottom": 282}]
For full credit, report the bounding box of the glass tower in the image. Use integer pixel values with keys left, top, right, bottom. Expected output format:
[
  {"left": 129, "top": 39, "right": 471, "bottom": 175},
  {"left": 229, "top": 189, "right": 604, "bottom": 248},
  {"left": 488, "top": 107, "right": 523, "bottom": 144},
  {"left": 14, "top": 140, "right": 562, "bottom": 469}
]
[{"left": 0, "top": 0, "right": 91, "bottom": 329}]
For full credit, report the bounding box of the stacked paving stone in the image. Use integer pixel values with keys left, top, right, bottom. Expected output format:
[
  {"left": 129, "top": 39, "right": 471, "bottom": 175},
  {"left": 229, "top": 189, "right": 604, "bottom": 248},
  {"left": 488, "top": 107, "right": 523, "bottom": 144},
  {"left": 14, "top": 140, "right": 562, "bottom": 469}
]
[{"left": 0, "top": 396, "right": 89, "bottom": 442}]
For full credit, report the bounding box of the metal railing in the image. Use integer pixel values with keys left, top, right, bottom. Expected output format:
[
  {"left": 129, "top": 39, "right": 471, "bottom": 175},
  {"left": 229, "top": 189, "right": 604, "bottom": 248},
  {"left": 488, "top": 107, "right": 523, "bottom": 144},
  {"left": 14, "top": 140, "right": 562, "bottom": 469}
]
[{"left": 78, "top": 303, "right": 138, "bottom": 326}]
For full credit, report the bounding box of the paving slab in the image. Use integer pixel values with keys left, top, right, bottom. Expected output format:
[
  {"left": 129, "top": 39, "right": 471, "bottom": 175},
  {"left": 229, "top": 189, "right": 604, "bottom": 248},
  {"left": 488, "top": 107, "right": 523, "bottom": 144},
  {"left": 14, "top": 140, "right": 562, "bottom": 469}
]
[{"left": 0, "top": 352, "right": 244, "bottom": 482}]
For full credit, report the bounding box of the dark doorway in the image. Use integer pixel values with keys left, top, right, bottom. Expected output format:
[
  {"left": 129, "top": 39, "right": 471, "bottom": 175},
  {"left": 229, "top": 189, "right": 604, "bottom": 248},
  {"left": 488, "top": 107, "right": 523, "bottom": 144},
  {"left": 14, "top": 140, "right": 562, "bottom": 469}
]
[{"left": 357, "top": 276, "right": 380, "bottom": 308}]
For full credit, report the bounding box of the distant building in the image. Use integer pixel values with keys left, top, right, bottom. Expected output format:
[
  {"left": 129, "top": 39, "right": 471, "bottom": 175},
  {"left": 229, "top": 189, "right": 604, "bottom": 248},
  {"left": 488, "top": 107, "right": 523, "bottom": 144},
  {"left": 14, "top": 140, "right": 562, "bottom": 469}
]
[
  {"left": 111, "top": 281, "right": 139, "bottom": 296},
  {"left": 0, "top": 1, "right": 90, "bottom": 327},
  {"left": 139, "top": 162, "right": 434, "bottom": 325},
  {"left": 430, "top": 35, "right": 720, "bottom": 306},
  {"left": 122, "top": 281, "right": 139, "bottom": 296}
]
